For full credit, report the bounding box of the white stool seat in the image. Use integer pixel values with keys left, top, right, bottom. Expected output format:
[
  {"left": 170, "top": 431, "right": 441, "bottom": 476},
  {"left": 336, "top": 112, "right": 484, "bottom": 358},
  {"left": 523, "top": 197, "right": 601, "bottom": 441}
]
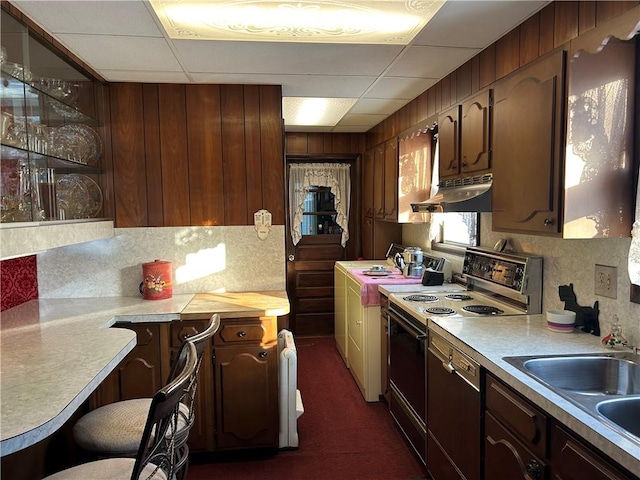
[{"left": 44, "top": 452, "right": 167, "bottom": 479}]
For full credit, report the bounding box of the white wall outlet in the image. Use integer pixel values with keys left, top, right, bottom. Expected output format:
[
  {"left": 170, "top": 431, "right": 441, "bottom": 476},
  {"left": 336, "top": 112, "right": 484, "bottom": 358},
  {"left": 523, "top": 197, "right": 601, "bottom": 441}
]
[{"left": 595, "top": 264, "right": 617, "bottom": 299}]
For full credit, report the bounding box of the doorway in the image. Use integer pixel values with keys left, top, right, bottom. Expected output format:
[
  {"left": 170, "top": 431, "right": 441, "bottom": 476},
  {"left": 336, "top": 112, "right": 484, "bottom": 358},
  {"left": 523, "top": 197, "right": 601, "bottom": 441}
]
[{"left": 285, "top": 155, "right": 360, "bottom": 336}]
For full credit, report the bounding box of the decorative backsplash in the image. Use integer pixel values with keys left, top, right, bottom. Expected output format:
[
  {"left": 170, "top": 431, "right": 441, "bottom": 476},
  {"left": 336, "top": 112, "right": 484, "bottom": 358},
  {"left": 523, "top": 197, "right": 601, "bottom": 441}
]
[
  {"left": 37, "top": 225, "right": 286, "bottom": 298},
  {"left": 0, "top": 255, "right": 38, "bottom": 311}
]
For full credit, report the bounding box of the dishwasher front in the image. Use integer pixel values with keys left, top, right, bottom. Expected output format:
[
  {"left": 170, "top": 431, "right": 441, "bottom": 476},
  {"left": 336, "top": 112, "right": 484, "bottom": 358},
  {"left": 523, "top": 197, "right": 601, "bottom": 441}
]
[{"left": 427, "top": 330, "right": 481, "bottom": 480}]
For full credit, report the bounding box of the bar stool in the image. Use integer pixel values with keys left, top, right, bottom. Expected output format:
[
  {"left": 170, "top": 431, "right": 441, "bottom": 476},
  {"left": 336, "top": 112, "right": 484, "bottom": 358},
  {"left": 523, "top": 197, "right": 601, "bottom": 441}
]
[
  {"left": 72, "top": 314, "right": 220, "bottom": 479},
  {"left": 43, "top": 341, "right": 198, "bottom": 480}
]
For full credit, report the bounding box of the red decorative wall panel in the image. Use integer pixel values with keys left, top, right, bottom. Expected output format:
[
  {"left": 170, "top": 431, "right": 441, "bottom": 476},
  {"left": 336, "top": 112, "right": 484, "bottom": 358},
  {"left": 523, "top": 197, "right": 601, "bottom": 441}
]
[{"left": 1, "top": 255, "right": 38, "bottom": 311}]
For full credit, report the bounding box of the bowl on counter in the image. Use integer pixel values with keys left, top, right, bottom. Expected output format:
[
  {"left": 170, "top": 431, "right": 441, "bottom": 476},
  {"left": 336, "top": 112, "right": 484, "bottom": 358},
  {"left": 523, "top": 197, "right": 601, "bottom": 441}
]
[{"left": 546, "top": 309, "right": 576, "bottom": 333}]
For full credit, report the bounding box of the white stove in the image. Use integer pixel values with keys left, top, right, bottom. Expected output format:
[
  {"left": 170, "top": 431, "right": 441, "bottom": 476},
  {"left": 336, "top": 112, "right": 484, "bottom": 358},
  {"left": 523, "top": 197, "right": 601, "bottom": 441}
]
[{"left": 388, "top": 247, "right": 543, "bottom": 322}]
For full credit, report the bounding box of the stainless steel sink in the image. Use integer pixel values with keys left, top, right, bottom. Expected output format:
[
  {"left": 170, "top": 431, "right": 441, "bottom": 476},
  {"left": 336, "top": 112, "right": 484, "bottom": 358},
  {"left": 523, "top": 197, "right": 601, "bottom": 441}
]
[
  {"left": 597, "top": 397, "right": 640, "bottom": 439},
  {"left": 521, "top": 355, "right": 640, "bottom": 395},
  {"left": 504, "top": 352, "right": 640, "bottom": 444}
]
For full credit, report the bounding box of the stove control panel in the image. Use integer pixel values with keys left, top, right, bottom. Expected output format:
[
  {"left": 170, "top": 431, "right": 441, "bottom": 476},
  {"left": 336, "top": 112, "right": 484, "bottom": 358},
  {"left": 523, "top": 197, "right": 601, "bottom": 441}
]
[{"left": 462, "top": 248, "right": 540, "bottom": 294}]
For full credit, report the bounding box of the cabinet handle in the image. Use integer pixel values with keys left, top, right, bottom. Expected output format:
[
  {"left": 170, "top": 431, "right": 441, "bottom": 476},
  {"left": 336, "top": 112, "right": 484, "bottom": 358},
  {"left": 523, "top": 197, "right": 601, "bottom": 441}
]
[
  {"left": 259, "top": 351, "right": 268, "bottom": 358},
  {"left": 237, "top": 331, "right": 247, "bottom": 337},
  {"left": 543, "top": 218, "right": 553, "bottom": 226},
  {"left": 525, "top": 459, "right": 542, "bottom": 480}
]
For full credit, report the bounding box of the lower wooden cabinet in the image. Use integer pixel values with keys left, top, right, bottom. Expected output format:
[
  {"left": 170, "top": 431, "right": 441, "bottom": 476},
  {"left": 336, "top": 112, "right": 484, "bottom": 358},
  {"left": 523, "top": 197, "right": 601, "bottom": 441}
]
[
  {"left": 90, "top": 322, "right": 166, "bottom": 408},
  {"left": 90, "top": 316, "right": 280, "bottom": 454},
  {"left": 484, "top": 373, "right": 638, "bottom": 480}
]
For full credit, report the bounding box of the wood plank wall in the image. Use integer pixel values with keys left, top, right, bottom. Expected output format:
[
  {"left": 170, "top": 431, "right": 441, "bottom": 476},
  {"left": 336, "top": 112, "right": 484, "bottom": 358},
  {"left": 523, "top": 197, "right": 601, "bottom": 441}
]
[
  {"left": 365, "top": 0, "right": 639, "bottom": 148},
  {"left": 109, "top": 84, "right": 285, "bottom": 227},
  {"left": 285, "top": 132, "right": 366, "bottom": 155}
]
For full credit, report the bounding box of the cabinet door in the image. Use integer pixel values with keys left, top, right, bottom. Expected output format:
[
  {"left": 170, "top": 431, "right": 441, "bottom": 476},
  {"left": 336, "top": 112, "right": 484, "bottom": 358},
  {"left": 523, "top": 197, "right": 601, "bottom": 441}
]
[
  {"left": 91, "top": 323, "right": 164, "bottom": 407},
  {"left": 438, "top": 105, "right": 460, "bottom": 179},
  {"left": 363, "top": 147, "right": 375, "bottom": 218},
  {"left": 170, "top": 320, "right": 214, "bottom": 453},
  {"left": 373, "top": 144, "right": 385, "bottom": 219},
  {"left": 334, "top": 267, "right": 348, "bottom": 366},
  {"left": 346, "top": 276, "right": 365, "bottom": 391},
  {"left": 492, "top": 49, "right": 566, "bottom": 235},
  {"left": 485, "top": 412, "right": 547, "bottom": 480},
  {"left": 552, "top": 426, "right": 634, "bottom": 480},
  {"left": 214, "top": 343, "right": 278, "bottom": 449},
  {"left": 383, "top": 138, "right": 398, "bottom": 221},
  {"left": 460, "top": 89, "right": 492, "bottom": 174},
  {"left": 380, "top": 297, "right": 389, "bottom": 403}
]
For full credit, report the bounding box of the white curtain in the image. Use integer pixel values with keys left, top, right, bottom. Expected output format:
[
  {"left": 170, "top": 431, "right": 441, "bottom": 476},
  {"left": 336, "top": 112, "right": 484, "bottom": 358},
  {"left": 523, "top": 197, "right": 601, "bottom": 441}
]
[{"left": 289, "top": 163, "right": 351, "bottom": 247}]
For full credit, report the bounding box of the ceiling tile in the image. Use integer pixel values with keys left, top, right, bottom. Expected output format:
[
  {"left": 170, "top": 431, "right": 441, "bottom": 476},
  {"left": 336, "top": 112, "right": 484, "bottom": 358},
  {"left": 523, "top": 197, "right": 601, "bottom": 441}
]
[
  {"left": 13, "top": 0, "right": 163, "bottom": 36},
  {"left": 55, "top": 34, "right": 182, "bottom": 71},
  {"left": 364, "top": 77, "right": 437, "bottom": 100},
  {"left": 99, "top": 70, "right": 191, "bottom": 83},
  {"left": 413, "top": 0, "right": 549, "bottom": 48},
  {"left": 338, "top": 113, "right": 389, "bottom": 125},
  {"left": 387, "top": 45, "right": 479, "bottom": 78},
  {"left": 332, "top": 125, "right": 371, "bottom": 133},
  {"left": 349, "top": 98, "right": 409, "bottom": 115},
  {"left": 174, "top": 40, "right": 403, "bottom": 76}
]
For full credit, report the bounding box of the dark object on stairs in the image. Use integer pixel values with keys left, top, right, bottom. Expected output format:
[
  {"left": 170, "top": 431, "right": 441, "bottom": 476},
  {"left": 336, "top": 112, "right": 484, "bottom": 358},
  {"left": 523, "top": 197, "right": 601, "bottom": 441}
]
[{"left": 558, "top": 283, "right": 600, "bottom": 336}]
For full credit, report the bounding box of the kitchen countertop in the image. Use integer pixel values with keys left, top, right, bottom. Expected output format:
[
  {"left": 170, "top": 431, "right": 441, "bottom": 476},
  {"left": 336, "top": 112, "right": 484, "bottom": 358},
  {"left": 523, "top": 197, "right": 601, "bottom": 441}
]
[
  {"left": 431, "top": 313, "right": 639, "bottom": 474},
  {"left": 0, "top": 291, "right": 289, "bottom": 456}
]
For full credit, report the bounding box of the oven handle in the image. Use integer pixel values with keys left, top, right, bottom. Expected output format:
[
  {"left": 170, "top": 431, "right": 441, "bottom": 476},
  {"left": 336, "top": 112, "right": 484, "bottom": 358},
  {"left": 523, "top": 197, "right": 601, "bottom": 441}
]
[{"left": 389, "top": 307, "right": 425, "bottom": 339}]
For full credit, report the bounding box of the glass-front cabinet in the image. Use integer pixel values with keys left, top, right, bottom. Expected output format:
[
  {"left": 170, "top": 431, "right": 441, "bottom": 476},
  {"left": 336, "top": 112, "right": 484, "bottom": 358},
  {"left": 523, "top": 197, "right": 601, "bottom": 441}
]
[{"left": 1, "top": 8, "right": 105, "bottom": 225}]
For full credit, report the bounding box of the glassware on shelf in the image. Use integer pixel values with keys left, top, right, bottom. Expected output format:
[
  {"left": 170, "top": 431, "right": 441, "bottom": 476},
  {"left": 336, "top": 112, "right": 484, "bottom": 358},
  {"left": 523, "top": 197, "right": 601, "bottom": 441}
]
[
  {"left": 32, "top": 168, "right": 57, "bottom": 221},
  {"left": 0, "top": 162, "right": 35, "bottom": 222}
]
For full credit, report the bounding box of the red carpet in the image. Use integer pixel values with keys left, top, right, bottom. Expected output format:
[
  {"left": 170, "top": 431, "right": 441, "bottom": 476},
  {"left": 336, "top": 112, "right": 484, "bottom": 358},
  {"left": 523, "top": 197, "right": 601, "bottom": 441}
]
[{"left": 187, "top": 336, "right": 427, "bottom": 480}]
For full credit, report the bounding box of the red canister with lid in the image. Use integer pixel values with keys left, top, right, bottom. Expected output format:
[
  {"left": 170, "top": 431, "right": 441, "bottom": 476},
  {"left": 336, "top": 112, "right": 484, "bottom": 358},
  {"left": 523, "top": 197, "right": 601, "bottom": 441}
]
[{"left": 140, "top": 259, "right": 173, "bottom": 300}]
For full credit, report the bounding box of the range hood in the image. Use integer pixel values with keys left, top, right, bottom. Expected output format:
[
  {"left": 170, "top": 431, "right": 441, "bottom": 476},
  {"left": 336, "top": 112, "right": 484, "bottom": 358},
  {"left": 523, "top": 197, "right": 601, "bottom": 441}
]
[{"left": 411, "top": 174, "right": 492, "bottom": 213}]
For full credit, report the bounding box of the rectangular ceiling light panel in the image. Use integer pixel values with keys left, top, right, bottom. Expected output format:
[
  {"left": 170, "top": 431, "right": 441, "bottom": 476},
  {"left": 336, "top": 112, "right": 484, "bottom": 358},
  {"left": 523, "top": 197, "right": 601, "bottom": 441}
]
[
  {"left": 150, "top": 0, "right": 446, "bottom": 44},
  {"left": 283, "top": 97, "right": 357, "bottom": 126}
]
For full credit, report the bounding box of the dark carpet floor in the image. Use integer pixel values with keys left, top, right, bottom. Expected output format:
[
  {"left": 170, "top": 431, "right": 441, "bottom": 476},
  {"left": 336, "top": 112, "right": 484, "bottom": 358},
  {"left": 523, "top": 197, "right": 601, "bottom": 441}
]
[{"left": 187, "top": 336, "right": 427, "bottom": 480}]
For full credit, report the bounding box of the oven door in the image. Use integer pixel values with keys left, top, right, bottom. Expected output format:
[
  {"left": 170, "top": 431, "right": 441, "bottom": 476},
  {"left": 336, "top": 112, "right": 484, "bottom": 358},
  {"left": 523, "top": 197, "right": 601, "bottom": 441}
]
[{"left": 388, "top": 303, "right": 427, "bottom": 464}]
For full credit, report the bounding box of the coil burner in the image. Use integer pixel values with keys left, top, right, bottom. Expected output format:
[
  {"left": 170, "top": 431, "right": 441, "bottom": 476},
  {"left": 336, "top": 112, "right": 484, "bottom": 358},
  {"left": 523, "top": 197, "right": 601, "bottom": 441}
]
[
  {"left": 444, "top": 294, "right": 473, "bottom": 301},
  {"left": 462, "top": 305, "right": 504, "bottom": 315},
  {"left": 404, "top": 294, "right": 438, "bottom": 303},
  {"left": 425, "top": 307, "right": 456, "bottom": 315}
]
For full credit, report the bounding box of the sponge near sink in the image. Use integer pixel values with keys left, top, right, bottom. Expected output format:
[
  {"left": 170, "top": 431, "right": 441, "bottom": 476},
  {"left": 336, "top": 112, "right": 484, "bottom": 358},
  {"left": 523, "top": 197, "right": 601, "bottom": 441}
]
[{"left": 547, "top": 309, "right": 576, "bottom": 333}]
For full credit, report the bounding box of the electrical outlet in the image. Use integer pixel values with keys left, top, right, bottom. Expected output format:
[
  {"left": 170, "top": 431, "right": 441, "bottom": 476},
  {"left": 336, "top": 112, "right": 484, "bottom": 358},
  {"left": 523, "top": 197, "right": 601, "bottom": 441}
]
[{"left": 595, "top": 265, "right": 617, "bottom": 299}]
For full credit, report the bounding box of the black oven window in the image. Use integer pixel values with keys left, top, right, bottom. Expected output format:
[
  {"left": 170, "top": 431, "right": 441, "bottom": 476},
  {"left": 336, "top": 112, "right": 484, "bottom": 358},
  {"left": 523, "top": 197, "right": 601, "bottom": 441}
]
[{"left": 301, "top": 186, "right": 343, "bottom": 236}]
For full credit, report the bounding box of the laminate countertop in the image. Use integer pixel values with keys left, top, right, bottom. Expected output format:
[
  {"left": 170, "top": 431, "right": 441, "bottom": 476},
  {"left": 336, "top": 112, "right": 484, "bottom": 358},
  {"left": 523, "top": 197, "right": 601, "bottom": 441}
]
[{"left": 0, "top": 291, "right": 289, "bottom": 457}]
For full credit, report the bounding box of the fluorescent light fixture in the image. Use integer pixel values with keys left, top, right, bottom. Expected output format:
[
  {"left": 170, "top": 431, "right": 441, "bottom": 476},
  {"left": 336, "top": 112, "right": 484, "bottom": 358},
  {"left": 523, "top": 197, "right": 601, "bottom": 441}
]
[
  {"left": 150, "top": 0, "right": 446, "bottom": 44},
  {"left": 283, "top": 97, "right": 357, "bottom": 127}
]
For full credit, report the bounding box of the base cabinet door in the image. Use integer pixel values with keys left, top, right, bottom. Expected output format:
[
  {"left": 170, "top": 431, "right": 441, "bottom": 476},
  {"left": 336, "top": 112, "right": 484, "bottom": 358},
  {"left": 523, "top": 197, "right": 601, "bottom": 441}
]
[
  {"left": 91, "top": 323, "right": 165, "bottom": 407},
  {"left": 485, "top": 412, "right": 548, "bottom": 480},
  {"left": 214, "top": 343, "right": 279, "bottom": 450},
  {"left": 551, "top": 426, "right": 636, "bottom": 480}
]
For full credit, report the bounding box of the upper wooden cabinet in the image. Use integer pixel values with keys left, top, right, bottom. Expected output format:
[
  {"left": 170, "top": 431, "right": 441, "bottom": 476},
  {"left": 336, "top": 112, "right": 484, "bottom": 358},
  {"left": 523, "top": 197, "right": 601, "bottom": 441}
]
[
  {"left": 492, "top": 49, "right": 566, "bottom": 235},
  {"left": 362, "top": 147, "right": 375, "bottom": 219},
  {"left": 397, "top": 123, "right": 433, "bottom": 223},
  {"left": 373, "top": 138, "right": 398, "bottom": 222},
  {"left": 109, "top": 83, "right": 284, "bottom": 228},
  {"left": 492, "top": 29, "right": 636, "bottom": 238},
  {"left": 438, "top": 89, "right": 492, "bottom": 180}
]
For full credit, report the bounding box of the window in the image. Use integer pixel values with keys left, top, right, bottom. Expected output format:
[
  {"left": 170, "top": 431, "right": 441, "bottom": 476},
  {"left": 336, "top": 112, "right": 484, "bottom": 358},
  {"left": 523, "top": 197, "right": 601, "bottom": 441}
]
[
  {"left": 300, "top": 187, "right": 343, "bottom": 236},
  {"left": 431, "top": 212, "right": 479, "bottom": 253}
]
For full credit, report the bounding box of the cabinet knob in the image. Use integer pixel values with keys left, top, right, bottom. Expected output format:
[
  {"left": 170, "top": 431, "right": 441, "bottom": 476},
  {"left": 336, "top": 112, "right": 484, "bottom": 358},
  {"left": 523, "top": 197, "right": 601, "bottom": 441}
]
[
  {"left": 259, "top": 351, "right": 268, "bottom": 358},
  {"left": 288, "top": 254, "right": 295, "bottom": 261},
  {"left": 525, "top": 459, "right": 542, "bottom": 480},
  {"left": 543, "top": 218, "right": 553, "bottom": 226},
  {"left": 237, "top": 331, "right": 247, "bottom": 337}
]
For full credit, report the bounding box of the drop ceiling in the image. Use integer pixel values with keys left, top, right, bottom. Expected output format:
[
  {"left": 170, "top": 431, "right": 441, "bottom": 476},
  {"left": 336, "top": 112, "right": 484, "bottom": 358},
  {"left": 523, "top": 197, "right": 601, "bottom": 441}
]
[{"left": 11, "top": 0, "right": 549, "bottom": 132}]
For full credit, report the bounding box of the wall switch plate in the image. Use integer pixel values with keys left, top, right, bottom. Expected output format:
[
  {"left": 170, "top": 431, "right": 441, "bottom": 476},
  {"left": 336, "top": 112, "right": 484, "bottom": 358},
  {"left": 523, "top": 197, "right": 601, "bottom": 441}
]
[{"left": 595, "top": 264, "right": 617, "bottom": 299}]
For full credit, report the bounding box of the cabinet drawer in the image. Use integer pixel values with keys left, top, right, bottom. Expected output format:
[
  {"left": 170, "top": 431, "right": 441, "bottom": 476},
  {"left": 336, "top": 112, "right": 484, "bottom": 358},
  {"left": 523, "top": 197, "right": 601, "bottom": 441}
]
[
  {"left": 170, "top": 320, "right": 208, "bottom": 348},
  {"left": 486, "top": 374, "right": 548, "bottom": 458},
  {"left": 215, "top": 317, "right": 276, "bottom": 345}
]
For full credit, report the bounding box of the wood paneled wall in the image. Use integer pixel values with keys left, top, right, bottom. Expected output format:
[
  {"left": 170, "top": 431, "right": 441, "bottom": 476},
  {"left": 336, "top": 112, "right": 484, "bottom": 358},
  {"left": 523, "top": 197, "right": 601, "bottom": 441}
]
[
  {"left": 285, "top": 132, "right": 366, "bottom": 155},
  {"left": 109, "top": 84, "right": 285, "bottom": 227},
  {"left": 366, "top": 0, "right": 639, "bottom": 148}
]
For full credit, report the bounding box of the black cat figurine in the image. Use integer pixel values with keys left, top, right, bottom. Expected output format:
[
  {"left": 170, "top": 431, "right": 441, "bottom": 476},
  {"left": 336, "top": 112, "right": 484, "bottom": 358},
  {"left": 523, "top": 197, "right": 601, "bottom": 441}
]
[{"left": 558, "top": 283, "right": 600, "bottom": 336}]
